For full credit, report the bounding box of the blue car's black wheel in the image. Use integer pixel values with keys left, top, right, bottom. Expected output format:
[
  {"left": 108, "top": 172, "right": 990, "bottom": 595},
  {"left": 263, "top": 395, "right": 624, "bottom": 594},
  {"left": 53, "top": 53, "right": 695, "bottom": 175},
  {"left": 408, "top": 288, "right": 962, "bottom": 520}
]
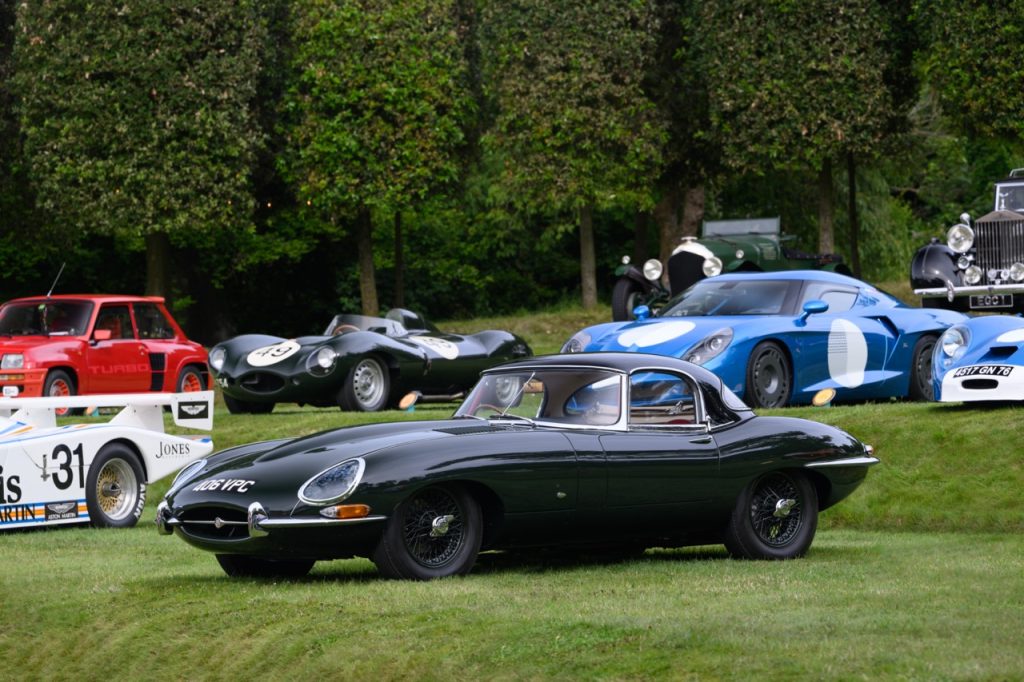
[
  {"left": 372, "top": 484, "right": 482, "bottom": 580},
  {"left": 724, "top": 471, "right": 818, "bottom": 560},
  {"left": 909, "top": 335, "right": 937, "bottom": 402},
  {"left": 745, "top": 341, "right": 792, "bottom": 408}
]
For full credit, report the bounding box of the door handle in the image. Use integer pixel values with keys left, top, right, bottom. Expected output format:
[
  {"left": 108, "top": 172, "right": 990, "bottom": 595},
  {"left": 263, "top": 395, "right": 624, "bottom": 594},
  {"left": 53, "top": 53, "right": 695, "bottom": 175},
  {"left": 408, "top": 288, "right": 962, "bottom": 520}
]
[{"left": 691, "top": 436, "right": 713, "bottom": 444}]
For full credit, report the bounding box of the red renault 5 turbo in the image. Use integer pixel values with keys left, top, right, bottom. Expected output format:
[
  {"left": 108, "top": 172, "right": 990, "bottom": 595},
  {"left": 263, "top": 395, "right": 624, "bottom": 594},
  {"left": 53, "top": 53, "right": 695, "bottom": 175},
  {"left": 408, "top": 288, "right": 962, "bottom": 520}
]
[{"left": 0, "top": 295, "right": 208, "bottom": 411}]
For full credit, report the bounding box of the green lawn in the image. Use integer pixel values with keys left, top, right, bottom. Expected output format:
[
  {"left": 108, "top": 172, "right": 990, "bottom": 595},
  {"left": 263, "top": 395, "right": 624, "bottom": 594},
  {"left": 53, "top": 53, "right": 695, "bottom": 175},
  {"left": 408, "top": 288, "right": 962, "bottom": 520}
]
[{"left": 2, "top": 300, "right": 1023, "bottom": 679}]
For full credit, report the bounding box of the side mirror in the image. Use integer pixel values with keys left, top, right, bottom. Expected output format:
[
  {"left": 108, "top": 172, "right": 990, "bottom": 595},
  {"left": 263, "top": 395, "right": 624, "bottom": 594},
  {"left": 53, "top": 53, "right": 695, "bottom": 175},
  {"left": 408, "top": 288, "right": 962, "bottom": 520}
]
[
  {"left": 633, "top": 305, "right": 651, "bottom": 321},
  {"left": 797, "top": 299, "right": 829, "bottom": 326},
  {"left": 92, "top": 329, "right": 112, "bottom": 342}
]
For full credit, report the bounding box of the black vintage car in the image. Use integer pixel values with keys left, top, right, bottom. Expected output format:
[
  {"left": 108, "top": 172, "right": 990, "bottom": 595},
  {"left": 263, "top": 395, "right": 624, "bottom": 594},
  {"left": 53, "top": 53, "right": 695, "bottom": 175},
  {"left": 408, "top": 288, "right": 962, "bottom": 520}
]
[
  {"left": 912, "top": 169, "right": 1024, "bottom": 313},
  {"left": 208, "top": 308, "right": 531, "bottom": 413},
  {"left": 158, "top": 353, "right": 878, "bottom": 580}
]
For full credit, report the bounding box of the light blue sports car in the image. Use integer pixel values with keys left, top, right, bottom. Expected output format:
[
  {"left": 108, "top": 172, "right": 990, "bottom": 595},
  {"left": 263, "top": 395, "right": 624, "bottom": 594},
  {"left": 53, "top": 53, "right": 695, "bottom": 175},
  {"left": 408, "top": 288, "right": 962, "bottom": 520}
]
[
  {"left": 933, "top": 315, "right": 1024, "bottom": 402},
  {"left": 563, "top": 271, "right": 966, "bottom": 408}
]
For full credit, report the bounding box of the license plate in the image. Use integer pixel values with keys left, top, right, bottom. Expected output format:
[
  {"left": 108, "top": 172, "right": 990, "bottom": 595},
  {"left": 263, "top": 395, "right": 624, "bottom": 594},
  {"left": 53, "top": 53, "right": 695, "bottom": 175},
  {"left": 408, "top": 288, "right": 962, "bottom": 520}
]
[
  {"left": 952, "top": 365, "right": 1014, "bottom": 378},
  {"left": 969, "top": 294, "right": 1013, "bottom": 309},
  {"left": 2, "top": 386, "right": 18, "bottom": 397}
]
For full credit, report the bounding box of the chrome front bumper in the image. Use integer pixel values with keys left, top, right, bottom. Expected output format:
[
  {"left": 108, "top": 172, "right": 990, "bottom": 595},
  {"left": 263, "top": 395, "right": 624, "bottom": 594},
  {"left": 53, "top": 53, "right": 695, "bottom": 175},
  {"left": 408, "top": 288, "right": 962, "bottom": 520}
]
[
  {"left": 915, "top": 283, "right": 1024, "bottom": 298},
  {"left": 155, "top": 500, "right": 386, "bottom": 537}
]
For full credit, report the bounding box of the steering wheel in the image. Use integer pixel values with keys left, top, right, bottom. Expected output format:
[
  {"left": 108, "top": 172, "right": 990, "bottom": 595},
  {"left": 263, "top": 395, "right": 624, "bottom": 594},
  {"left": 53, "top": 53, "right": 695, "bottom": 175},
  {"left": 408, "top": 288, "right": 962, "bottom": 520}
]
[{"left": 332, "top": 324, "right": 360, "bottom": 336}]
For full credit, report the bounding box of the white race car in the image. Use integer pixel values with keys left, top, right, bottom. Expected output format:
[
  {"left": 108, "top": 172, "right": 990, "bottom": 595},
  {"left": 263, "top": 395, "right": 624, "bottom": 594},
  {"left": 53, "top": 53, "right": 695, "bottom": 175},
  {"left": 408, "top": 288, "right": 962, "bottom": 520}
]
[{"left": 0, "top": 391, "right": 213, "bottom": 529}]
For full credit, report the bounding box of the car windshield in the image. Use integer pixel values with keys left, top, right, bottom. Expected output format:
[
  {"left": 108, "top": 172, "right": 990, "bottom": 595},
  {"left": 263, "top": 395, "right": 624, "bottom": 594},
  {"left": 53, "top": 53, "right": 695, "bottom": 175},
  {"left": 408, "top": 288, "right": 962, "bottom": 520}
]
[
  {"left": 455, "top": 368, "right": 623, "bottom": 427},
  {"left": 323, "top": 314, "right": 406, "bottom": 337},
  {"left": 660, "top": 279, "right": 796, "bottom": 317},
  {"left": 995, "top": 182, "right": 1024, "bottom": 213},
  {"left": 0, "top": 300, "right": 94, "bottom": 336}
]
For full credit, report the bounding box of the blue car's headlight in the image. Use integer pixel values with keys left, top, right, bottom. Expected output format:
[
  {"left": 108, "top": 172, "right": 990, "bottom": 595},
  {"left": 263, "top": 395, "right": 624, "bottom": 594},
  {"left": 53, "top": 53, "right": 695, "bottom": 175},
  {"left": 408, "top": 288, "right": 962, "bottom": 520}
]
[
  {"left": 938, "top": 326, "right": 970, "bottom": 368},
  {"left": 299, "top": 458, "right": 365, "bottom": 505},
  {"left": 166, "top": 459, "right": 207, "bottom": 498},
  {"left": 682, "top": 328, "right": 733, "bottom": 365},
  {"left": 561, "top": 330, "right": 592, "bottom": 353}
]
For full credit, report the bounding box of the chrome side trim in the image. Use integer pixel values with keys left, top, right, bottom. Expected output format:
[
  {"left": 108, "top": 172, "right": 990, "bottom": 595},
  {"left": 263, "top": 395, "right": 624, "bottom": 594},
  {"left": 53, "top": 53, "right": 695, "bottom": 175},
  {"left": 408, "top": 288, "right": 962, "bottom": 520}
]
[
  {"left": 806, "top": 456, "right": 880, "bottom": 468},
  {"left": 155, "top": 501, "right": 174, "bottom": 535},
  {"left": 257, "top": 515, "right": 387, "bottom": 528},
  {"left": 915, "top": 284, "right": 1024, "bottom": 298}
]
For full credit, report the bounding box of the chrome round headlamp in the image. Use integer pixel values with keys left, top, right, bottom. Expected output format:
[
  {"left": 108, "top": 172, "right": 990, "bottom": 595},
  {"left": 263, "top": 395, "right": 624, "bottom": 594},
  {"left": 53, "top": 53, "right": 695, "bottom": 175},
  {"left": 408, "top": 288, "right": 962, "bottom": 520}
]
[
  {"left": 940, "top": 326, "right": 969, "bottom": 359},
  {"left": 299, "top": 458, "right": 365, "bottom": 505},
  {"left": 956, "top": 256, "right": 971, "bottom": 270},
  {"left": 702, "top": 256, "right": 723, "bottom": 278},
  {"left": 963, "top": 265, "right": 982, "bottom": 285},
  {"left": 947, "top": 223, "right": 974, "bottom": 254},
  {"left": 1010, "top": 263, "right": 1024, "bottom": 282},
  {"left": 208, "top": 347, "right": 226, "bottom": 372},
  {"left": 305, "top": 346, "right": 338, "bottom": 375},
  {"left": 642, "top": 259, "right": 663, "bottom": 282}
]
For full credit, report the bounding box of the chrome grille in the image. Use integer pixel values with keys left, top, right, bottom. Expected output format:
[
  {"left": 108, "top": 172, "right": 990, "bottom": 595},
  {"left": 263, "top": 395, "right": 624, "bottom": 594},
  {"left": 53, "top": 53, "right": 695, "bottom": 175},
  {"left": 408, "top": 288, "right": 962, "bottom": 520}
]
[
  {"left": 974, "top": 217, "right": 1024, "bottom": 281},
  {"left": 180, "top": 507, "right": 249, "bottom": 540}
]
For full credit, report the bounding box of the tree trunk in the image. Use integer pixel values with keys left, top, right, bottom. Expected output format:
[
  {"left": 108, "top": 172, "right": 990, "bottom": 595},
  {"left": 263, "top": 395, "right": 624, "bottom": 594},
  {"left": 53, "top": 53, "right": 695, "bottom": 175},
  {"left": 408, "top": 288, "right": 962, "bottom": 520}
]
[
  {"left": 145, "top": 230, "right": 171, "bottom": 298},
  {"left": 393, "top": 211, "right": 405, "bottom": 309},
  {"left": 356, "top": 208, "right": 379, "bottom": 316},
  {"left": 818, "top": 158, "right": 834, "bottom": 254},
  {"left": 632, "top": 211, "right": 649, "bottom": 264},
  {"left": 846, "top": 151, "right": 861, "bottom": 278},
  {"left": 579, "top": 204, "right": 597, "bottom": 309},
  {"left": 680, "top": 185, "right": 705, "bottom": 239},
  {"left": 654, "top": 183, "right": 681, "bottom": 267}
]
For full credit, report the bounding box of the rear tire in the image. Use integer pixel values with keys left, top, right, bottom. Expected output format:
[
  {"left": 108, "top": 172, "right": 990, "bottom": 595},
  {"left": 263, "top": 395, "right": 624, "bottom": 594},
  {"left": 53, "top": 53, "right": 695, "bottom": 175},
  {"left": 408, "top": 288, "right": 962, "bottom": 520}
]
[
  {"left": 909, "top": 335, "right": 937, "bottom": 401},
  {"left": 86, "top": 443, "right": 146, "bottom": 528},
  {"left": 612, "top": 278, "right": 646, "bottom": 321},
  {"left": 215, "top": 554, "right": 315, "bottom": 579},
  {"left": 724, "top": 471, "right": 818, "bottom": 560}
]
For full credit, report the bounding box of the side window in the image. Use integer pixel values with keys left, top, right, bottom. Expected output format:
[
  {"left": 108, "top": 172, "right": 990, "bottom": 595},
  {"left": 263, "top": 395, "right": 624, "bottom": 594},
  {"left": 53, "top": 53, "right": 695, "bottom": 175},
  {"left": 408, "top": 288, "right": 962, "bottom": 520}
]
[
  {"left": 94, "top": 305, "right": 134, "bottom": 340},
  {"left": 134, "top": 303, "right": 175, "bottom": 339},
  {"left": 801, "top": 283, "right": 858, "bottom": 314},
  {"left": 562, "top": 375, "right": 621, "bottom": 426},
  {"left": 629, "top": 371, "right": 700, "bottom": 427}
]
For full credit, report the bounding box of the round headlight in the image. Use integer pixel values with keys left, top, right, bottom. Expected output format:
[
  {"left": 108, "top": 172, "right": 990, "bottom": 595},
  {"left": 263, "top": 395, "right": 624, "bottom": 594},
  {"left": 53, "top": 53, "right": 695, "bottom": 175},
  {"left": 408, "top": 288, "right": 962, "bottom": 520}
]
[
  {"left": 208, "top": 347, "right": 226, "bottom": 372},
  {"left": 682, "top": 328, "right": 733, "bottom": 366},
  {"left": 315, "top": 346, "right": 336, "bottom": 369},
  {"left": 702, "top": 256, "right": 723, "bottom": 277},
  {"left": 305, "top": 346, "right": 338, "bottom": 375},
  {"left": 956, "top": 256, "right": 971, "bottom": 270},
  {"left": 561, "top": 330, "right": 592, "bottom": 353},
  {"left": 947, "top": 224, "right": 974, "bottom": 253},
  {"left": 940, "top": 327, "right": 968, "bottom": 358},
  {"left": 642, "top": 259, "right": 663, "bottom": 282},
  {"left": 735, "top": 249, "right": 745, "bottom": 259},
  {"left": 299, "top": 458, "right": 365, "bottom": 505},
  {"left": 1010, "top": 263, "right": 1024, "bottom": 282},
  {"left": 963, "top": 265, "right": 982, "bottom": 285}
]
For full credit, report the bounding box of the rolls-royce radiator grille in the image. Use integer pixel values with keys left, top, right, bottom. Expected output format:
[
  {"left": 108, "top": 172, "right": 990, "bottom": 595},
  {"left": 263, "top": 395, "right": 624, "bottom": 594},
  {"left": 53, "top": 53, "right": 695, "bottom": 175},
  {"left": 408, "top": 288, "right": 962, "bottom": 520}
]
[{"left": 974, "top": 218, "right": 1024, "bottom": 280}]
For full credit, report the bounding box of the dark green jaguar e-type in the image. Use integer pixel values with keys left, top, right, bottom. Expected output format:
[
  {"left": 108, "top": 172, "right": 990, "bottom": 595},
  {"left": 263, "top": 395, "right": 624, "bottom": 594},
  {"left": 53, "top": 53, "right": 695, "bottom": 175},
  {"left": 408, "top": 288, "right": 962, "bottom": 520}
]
[{"left": 158, "top": 353, "right": 878, "bottom": 580}]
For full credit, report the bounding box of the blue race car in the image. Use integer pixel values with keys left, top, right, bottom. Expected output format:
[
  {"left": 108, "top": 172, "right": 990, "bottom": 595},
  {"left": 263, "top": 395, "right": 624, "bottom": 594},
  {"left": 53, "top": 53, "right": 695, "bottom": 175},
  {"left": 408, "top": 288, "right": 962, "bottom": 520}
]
[
  {"left": 563, "top": 271, "right": 966, "bottom": 408},
  {"left": 933, "top": 315, "right": 1024, "bottom": 402}
]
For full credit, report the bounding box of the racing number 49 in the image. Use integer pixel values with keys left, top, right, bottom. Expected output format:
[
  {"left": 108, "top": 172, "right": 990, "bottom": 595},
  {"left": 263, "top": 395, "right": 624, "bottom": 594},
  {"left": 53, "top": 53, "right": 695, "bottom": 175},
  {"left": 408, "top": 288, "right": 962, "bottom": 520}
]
[{"left": 51, "top": 443, "right": 85, "bottom": 490}]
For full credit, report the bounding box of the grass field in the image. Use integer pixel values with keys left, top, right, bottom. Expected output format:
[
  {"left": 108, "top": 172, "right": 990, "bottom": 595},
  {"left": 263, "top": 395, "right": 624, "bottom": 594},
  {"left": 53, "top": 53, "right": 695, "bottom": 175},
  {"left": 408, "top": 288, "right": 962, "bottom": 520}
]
[{"left": 2, "top": 298, "right": 1023, "bottom": 680}]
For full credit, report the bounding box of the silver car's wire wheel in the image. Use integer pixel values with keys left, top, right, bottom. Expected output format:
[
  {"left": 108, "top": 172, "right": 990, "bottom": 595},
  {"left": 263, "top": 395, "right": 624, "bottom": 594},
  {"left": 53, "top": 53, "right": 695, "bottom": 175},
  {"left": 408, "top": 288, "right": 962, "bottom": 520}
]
[
  {"left": 352, "top": 358, "right": 386, "bottom": 409},
  {"left": 401, "top": 488, "right": 466, "bottom": 569},
  {"left": 748, "top": 472, "right": 803, "bottom": 547},
  {"left": 95, "top": 458, "right": 139, "bottom": 521}
]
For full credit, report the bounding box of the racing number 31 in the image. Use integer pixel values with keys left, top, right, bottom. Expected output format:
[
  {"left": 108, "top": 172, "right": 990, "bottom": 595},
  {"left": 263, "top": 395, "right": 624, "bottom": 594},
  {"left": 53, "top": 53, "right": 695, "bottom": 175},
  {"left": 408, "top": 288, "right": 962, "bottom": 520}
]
[{"left": 52, "top": 443, "right": 85, "bottom": 490}]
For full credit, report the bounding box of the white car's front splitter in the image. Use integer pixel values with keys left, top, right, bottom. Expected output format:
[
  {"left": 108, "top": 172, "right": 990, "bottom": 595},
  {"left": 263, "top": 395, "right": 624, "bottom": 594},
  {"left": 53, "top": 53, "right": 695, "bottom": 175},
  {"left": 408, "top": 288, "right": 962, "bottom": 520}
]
[{"left": 939, "top": 365, "right": 1024, "bottom": 402}]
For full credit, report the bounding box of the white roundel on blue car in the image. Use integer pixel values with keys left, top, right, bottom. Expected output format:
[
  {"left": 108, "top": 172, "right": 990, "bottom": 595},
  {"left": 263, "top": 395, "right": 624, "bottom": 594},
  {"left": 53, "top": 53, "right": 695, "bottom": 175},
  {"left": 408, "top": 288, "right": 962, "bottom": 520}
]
[
  {"left": 246, "top": 340, "right": 301, "bottom": 367},
  {"left": 407, "top": 336, "right": 460, "bottom": 360},
  {"left": 616, "top": 321, "right": 697, "bottom": 348},
  {"left": 827, "top": 319, "right": 867, "bottom": 388},
  {"left": 996, "top": 328, "right": 1024, "bottom": 344}
]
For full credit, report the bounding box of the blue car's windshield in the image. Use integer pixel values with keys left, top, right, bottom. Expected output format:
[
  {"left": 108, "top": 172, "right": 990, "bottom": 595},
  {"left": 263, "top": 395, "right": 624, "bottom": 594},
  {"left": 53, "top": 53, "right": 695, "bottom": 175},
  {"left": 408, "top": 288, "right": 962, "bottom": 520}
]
[{"left": 660, "top": 280, "right": 797, "bottom": 317}]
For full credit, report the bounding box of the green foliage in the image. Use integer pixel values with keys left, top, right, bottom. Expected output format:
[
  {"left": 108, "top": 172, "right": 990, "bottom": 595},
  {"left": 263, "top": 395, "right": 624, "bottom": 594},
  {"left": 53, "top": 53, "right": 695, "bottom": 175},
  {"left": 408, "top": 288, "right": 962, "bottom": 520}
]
[
  {"left": 11, "top": 0, "right": 265, "bottom": 247},
  {"left": 283, "top": 0, "right": 471, "bottom": 216},
  {"left": 481, "top": 0, "right": 667, "bottom": 211}
]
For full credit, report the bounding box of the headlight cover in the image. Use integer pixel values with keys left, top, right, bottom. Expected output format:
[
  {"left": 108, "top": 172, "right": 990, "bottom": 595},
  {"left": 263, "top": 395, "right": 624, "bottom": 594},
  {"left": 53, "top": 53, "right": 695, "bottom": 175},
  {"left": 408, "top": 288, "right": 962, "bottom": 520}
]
[
  {"left": 166, "top": 459, "right": 207, "bottom": 498},
  {"left": 299, "top": 458, "right": 365, "bottom": 505},
  {"left": 1, "top": 354, "right": 24, "bottom": 370},
  {"left": 702, "top": 256, "right": 723, "bottom": 277},
  {"left": 208, "top": 347, "right": 226, "bottom": 372},
  {"left": 940, "top": 326, "right": 969, "bottom": 361},
  {"left": 963, "top": 265, "right": 982, "bottom": 285},
  {"left": 305, "top": 346, "right": 338, "bottom": 375},
  {"left": 682, "top": 328, "right": 733, "bottom": 365},
  {"left": 561, "top": 330, "right": 592, "bottom": 353},
  {"left": 642, "top": 259, "right": 663, "bottom": 282},
  {"left": 947, "top": 224, "right": 974, "bottom": 254}
]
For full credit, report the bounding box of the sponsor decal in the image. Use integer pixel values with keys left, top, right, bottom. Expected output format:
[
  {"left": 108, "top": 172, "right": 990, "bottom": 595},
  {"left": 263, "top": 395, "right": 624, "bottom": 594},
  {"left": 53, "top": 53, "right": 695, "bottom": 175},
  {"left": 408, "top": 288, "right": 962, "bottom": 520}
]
[
  {"left": 192, "top": 478, "right": 255, "bottom": 493},
  {"left": 0, "top": 465, "right": 22, "bottom": 503},
  {"left": 246, "top": 340, "right": 301, "bottom": 367},
  {"left": 0, "top": 503, "right": 37, "bottom": 524},
  {"left": 177, "top": 401, "right": 209, "bottom": 420},
  {"left": 158, "top": 441, "right": 192, "bottom": 458},
  {"left": 407, "top": 336, "right": 460, "bottom": 360},
  {"left": 45, "top": 500, "right": 79, "bottom": 521},
  {"left": 953, "top": 365, "right": 1013, "bottom": 378}
]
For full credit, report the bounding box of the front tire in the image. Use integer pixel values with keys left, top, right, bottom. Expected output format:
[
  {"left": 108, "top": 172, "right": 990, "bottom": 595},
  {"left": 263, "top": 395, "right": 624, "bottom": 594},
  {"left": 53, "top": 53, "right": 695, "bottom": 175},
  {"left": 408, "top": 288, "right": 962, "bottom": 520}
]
[
  {"left": 176, "top": 365, "right": 206, "bottom": 392},
  {"left": 909, "top": 335, "right": 937, "bottom": 401},
  {"left": 745, "top": 341, "right": 792, "bottom": 408},
  {"left": 215, "top": 554, "right": 315, "bottom": 579},
  {"left": 339, "top": 357, "right": 390, "bottom": 412},
  {"left": 86, "top": 443, "right": 146, "bottom": 528},
  {"left": 724, "top": 471, "right": 818, "bottom": 560},
  {"left": 372, "top": 484, "right": 483, "bottom": 580},
  {"left": 612, "top": 278, "right": 646, "bottom": 321},
  {"left": 44, "top": 369, "right": 82, "bottom": 417}
]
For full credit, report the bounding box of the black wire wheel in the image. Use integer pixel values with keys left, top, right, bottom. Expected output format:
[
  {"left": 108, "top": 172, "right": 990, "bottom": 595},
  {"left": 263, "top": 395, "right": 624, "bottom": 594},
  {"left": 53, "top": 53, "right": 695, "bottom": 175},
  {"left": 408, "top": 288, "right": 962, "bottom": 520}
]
[
  {"left": 372, "top": 484, "right": 482, "bottom": 580},
  {"left": 909, "top": 335, "right": 937, "bottom": 401},
  {"left": 745, "top": 341, "right": 792, "bottom": 408},
  {"left": 724, "top": 471, "right": 818, "bottom": 560}
]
